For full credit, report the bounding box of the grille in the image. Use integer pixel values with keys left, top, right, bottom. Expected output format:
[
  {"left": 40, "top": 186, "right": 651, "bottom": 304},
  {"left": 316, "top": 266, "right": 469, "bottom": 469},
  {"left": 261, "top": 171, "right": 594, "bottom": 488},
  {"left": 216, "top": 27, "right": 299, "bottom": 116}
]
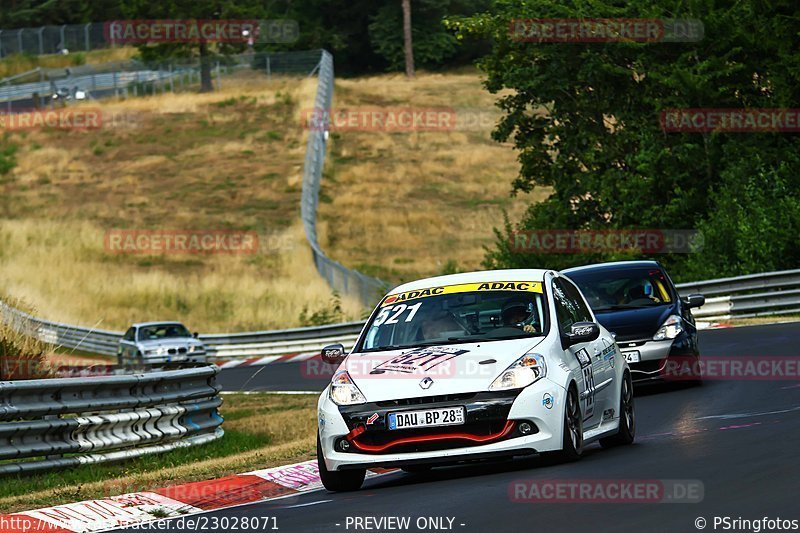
[{"left": 375, "top": 393, "right": 476, "bottom": 408}]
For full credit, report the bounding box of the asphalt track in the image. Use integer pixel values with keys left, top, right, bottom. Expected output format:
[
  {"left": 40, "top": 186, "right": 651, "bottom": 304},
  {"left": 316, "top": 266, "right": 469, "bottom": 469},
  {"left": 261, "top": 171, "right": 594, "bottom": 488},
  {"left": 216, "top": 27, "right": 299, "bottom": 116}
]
[{"left": 126, "top": 322, "right": 800, "bottom": 532}]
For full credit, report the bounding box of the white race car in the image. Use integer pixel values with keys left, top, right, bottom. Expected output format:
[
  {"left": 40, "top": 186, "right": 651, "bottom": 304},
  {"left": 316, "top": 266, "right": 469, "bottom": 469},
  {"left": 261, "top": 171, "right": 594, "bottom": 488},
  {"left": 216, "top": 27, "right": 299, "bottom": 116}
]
[{"left": 316, "top": 269, "right": 635, "bottom": 491}]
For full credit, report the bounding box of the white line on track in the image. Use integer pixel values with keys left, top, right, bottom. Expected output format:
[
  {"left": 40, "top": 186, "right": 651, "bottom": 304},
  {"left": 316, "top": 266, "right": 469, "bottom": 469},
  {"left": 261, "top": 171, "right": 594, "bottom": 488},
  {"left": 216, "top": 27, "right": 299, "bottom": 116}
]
[{"left": 280, "top": 500, "right": 332, "bottom": 509}]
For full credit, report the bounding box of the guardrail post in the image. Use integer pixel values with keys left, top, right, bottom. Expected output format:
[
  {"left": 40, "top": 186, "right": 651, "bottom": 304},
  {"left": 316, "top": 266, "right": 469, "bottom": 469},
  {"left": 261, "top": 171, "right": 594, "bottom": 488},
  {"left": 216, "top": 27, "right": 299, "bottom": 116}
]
[
  {"left": 85, "top": 23, "right": 92, "bottom": 51},
  {"left": 0, "top": 30, "right": 4, "bottom": 58},
  {"left": 37, "top": 27, "right": 44, "bottom": 55},
  {"left": 60, "top": 25, "right": 66, "bottom": 53},
  {"left": 17, "top": 29, "right": 23, "bottom": 55}
]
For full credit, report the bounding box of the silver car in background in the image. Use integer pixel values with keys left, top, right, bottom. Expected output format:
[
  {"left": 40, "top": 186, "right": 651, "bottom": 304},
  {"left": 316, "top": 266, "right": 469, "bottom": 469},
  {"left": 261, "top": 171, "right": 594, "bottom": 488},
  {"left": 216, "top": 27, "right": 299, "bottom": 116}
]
[{"left": 117, "top": 322, "right": 207, "bottom": 366}]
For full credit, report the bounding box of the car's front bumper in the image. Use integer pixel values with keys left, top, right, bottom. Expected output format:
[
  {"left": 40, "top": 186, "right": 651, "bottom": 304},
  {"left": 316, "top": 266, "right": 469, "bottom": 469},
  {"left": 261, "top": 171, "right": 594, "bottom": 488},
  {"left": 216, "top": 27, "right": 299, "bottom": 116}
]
[
  {"left": 317, "top": 378, "right": 567, "bottom": 471},
  {"left": 618, "top": 333, "right": 699, "bottom": 382}
]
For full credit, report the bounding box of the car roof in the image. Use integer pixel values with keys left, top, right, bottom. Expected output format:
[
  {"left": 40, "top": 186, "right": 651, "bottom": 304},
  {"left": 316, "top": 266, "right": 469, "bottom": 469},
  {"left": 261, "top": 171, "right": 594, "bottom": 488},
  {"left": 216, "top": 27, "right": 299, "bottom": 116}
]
[
  {"left": 131, "top": 321, "right": 188, "bottom": 328},
  {"left": 386, "top": 269, "right": 553, "bottom": 296},
  {"left": 561, "top": 260, "right": 661, "bottom": 274}
]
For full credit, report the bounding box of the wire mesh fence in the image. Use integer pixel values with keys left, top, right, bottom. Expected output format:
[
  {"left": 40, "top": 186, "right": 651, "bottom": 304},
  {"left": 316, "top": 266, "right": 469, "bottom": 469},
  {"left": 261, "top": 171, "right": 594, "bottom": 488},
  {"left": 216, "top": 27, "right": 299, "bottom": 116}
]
[
  {"left": 300, "top": 51, "right": 391, "bottom": 308},
  {"left": 0, "top": 50, "right": 322, "bottom": 112}
]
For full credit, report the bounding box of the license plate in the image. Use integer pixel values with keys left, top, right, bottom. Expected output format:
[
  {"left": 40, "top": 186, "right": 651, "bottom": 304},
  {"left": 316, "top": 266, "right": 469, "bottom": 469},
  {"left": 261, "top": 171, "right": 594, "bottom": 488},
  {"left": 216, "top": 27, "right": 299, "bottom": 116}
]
[
  {"left": 622, "top": 350, "right": 641, "bottom": 363},
  {"left": 388, "top": 407, "right": 465, "bottom": 430}
]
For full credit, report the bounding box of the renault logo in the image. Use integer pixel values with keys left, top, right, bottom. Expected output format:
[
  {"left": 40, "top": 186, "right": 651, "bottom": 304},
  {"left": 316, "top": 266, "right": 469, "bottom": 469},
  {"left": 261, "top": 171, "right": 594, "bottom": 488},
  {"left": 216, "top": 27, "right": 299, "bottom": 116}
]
[{"left": 419, "top": 377, "right": 434, "bottom": 390}]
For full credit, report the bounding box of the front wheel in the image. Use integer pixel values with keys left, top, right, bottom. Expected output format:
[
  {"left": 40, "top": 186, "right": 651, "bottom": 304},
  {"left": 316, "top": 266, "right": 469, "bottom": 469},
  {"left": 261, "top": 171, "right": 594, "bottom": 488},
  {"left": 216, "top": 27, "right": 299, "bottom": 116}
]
[
  {"left": 545, "top": 385, "right": 583, "bottom": 462},
  {"left": 317, "top": 436, "right": 365, "bottom": 492},
  {"left": 600, "top": 371, "right": 635, "bottom": 448}
]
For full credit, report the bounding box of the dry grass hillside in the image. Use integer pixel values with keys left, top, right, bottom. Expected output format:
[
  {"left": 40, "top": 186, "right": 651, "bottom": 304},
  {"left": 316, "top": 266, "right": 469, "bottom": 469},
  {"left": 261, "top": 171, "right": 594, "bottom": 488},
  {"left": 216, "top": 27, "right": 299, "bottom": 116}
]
[
  {"left": 0, "top": 71, "right": 363, "bottom": 332},
  {"left": 0, "top": 68, "right": 542, "bottom": 332},
  {"left": 319, "top": 71, "right": 546, "bottom": 284}
]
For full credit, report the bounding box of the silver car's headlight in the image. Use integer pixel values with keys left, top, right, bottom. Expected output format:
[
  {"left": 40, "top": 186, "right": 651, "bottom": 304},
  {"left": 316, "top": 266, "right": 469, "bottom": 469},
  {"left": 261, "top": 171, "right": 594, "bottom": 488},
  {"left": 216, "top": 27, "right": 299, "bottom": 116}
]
[
  {"left": 189, "top": 345, "right": 199, "bottom": 353},
  {"left": 489, "top": 353, "right": 547, "bottom": 391},
  {"left": 145, "top": 347, "right": 167, "bottom": 356},
  {"left": 329, "top": 371, "right": 367, "bottom": 406},
  {"left": 653, "top": 315, "right": 683, "bottom": 341}
]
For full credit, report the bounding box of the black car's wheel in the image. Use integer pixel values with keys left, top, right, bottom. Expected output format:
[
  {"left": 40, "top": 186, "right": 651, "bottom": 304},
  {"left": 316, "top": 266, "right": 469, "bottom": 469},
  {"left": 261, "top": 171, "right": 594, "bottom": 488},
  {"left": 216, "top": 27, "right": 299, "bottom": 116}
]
[
  {"left": 317, "top": 435, "right": 365, "bottom": 492},
  {"left": 600, "top": 371, "right": 635, "bottom": 448},
  {"left": 546, "top": 384, "right": 583, "bottom": 462}
]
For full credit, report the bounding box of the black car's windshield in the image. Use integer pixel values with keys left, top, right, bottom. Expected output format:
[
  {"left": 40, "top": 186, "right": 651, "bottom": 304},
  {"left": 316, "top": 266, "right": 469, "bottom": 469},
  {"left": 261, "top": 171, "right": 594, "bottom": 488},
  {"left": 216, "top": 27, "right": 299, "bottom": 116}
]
[
  {"left": 360, "top": 281, "right": 547, "bottom": 352},
  {"left": 137, "top": 324, "right": 192, "bottom": 341},
  {"left": 565, "top": 267, "right": 673, "bottom": 312}
]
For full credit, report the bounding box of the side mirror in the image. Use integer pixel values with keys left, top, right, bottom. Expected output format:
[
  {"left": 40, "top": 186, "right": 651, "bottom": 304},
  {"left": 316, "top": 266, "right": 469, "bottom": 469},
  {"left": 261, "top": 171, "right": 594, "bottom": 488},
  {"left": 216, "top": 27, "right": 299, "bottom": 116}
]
[
  {"left": 321, "top": 344, "right": 347, "bottom": 365},
  {"left": 193, "top": 332, "right": 199, "bottom": 338},
  {"left": 683, "top": 294, "right": 706, "bottom": 309},
  {"left": 562, "top": 321, "right": 600, "bottom": 348}
]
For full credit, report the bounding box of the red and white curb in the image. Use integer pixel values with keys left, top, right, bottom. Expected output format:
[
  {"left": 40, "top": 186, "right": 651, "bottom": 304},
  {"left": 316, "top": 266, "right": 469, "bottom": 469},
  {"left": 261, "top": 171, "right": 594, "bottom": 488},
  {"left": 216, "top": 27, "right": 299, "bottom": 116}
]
[
  {"left": 0, "top": 461, "right": 397, "bottom": 533},
  {"left": 695, "top": 321, "right": 733, "bottom": 330}
]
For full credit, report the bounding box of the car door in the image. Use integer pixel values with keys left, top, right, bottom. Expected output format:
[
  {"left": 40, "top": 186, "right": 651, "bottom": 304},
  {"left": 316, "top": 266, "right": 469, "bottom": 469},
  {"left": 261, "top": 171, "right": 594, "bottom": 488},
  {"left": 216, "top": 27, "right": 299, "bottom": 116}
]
[{"left": 552, "top": 277, "right": 610, "bottom": 429}]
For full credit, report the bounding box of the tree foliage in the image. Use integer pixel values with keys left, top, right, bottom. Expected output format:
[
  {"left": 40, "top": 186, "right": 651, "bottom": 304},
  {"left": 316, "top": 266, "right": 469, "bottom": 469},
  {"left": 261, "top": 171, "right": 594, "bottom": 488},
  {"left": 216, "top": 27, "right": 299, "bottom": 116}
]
[{"left": 452, "top": 0, "right": 800, "bottom": 279}]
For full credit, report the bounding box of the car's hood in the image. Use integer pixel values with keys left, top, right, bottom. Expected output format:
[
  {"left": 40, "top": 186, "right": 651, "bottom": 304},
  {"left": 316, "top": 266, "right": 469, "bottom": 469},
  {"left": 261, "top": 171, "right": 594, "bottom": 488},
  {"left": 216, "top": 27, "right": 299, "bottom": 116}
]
[
  {"left": 593, "top": 304, "right": 675, "bottom": 341},
  {"left": 137, "top": 338, "right": 203, "bottom": 348},
  {"left": 343, "top": 336, "right": 545, "bottom": 402}
]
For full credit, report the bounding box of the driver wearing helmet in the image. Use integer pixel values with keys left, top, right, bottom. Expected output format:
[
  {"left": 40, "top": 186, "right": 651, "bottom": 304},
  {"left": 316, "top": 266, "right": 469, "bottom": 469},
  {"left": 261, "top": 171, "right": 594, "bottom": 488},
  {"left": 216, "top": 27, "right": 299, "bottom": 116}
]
[{"left": 500, "top": 299, "right": 538, "bottom": 334}]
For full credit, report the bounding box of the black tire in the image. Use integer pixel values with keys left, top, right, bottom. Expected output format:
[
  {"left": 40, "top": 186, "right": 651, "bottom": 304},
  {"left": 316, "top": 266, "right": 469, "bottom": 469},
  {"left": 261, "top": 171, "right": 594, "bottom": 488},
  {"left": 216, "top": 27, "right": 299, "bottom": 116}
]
[
  {"left": 317, "top": 436, "right": 365, "bottom": 492},
  {"left": 600, "top": 371, "right": 635, "bottom": 448},
  {"left": 546, "top": 384, "right": 583, "bottom": 462},
  {"left": 401, "top": 465, "right": 432, "bottom": 474}
]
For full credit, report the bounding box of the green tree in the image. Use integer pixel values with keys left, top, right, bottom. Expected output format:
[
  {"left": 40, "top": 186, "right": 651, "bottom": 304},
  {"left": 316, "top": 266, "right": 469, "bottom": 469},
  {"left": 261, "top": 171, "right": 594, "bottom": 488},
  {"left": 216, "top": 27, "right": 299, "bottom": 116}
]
[{"left": 453, "top": 0, "right": 800, "bottom": 279}]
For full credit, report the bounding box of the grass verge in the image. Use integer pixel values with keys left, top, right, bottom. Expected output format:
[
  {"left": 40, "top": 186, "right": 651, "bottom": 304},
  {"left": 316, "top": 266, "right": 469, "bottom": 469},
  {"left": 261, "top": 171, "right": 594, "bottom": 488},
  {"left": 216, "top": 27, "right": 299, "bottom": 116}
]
[{"left": 0, "top": 392, "right": 318, "bottom": 513}]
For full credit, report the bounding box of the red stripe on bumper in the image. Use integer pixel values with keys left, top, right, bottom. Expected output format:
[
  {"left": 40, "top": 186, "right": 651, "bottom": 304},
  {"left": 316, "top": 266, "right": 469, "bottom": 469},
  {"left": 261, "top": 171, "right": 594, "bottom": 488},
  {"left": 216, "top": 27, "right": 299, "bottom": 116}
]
[{"left": 347, "top": 421, "right": 517, "bottom": 453}]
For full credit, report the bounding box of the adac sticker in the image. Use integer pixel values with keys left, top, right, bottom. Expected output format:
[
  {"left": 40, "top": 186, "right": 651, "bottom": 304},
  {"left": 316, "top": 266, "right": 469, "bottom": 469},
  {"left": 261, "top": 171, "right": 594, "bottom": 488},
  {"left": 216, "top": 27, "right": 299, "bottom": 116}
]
[{"left": 381, "top": 281, "right": 542, "bottom": 306}]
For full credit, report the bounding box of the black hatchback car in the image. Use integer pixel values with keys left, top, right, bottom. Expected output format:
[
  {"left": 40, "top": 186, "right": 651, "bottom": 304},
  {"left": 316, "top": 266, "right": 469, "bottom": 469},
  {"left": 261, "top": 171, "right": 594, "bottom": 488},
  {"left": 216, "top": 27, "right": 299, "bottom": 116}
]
[{"left": 562, "top": 260, "right": 705, "bottom": 383}]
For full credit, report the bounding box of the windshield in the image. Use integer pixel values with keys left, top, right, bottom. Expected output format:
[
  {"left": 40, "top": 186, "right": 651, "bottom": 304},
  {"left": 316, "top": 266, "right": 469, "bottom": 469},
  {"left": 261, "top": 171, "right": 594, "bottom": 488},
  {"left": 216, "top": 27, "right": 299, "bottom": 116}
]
[
  {"left": 359, "top": 281, "right": 547, "bottom": 352},
  {"left": 137, "top": 324, "right": 192, "bottom": 341},
  {"left": 565, "top": 267, "right": 673, "bottom": 311}
]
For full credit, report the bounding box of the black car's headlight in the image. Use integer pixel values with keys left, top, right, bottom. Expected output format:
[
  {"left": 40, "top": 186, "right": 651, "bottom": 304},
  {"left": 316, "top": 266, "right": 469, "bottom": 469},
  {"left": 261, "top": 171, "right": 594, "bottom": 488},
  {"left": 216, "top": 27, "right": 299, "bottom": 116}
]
[
  {"left": 653, "top": 315, "right": 683, "bottom": 341},
  {"left": 489, "top": 353, "right": 547, "bottom": 391}
]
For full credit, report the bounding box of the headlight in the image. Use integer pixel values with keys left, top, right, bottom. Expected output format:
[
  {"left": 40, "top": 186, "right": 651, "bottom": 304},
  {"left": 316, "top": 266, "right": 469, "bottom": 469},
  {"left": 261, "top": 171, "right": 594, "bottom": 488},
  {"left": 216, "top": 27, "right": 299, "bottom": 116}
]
[
  {"left": 189, "top": 345, "right": 199, "bottom": 353},
  {"left": 489, "top": 353, "right": 547, "bottom": 391},
  {"left": 653, "top": 315, "right": 683, "bottom": 341},
  {"left": 329, "top": 371, "right": 367, "bottom": 406},
  {"left": 145, "top": 347, "right": 167, "bottom": 356}
]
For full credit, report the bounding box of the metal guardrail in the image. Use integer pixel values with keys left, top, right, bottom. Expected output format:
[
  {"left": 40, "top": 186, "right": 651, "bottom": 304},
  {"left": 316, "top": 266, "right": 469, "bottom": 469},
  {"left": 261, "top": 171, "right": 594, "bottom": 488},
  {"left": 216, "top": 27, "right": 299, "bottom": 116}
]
[
  {"left": 675, "top": 269, "right": 800, "bottom": 320},
  {"left": 0, "top": 300, "right": 364, "bottom": 359},
  {"left": 300, "top": 50, "right": 390, "bottom": 307},
  {"left": 0, "top": 365, "right": 223, "bottom": 475}
]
